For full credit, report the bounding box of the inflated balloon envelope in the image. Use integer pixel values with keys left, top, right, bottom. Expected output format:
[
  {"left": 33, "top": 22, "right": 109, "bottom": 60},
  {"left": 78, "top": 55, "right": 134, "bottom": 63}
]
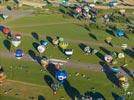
[
  {"left": 11, "top": 38, "right": 21, "bottom": 47},
  {"left": 37, "top": 45, "right": 45, "bottom": 53}
]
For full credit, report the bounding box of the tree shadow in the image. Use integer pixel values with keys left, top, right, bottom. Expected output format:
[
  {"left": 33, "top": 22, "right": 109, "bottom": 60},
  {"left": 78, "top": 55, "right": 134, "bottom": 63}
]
[
  {"left": 31, "top": 32, "right": 39, "bottom": 40},
  {"left": 44, "top": 75, "right": 54, "bottom": 88},
  {"left": 63, "top": 80, "right": 81, "bottom": 100},
  {"left": 46, "top": 36, "right": 52, "bottom": 44},
  {"left": 112, "top": 92, "right": 120, "bottom": 100},
  {"left": 78, "top": 43, "right": 87, "bottom": 52},
  {"left": 3, "top": 39, "right": 11, "bottom": 51},
  {"left": 121, "top": 66, "right": 134, "bottom": 79},
  {"left": 32, "top": 42, "right": 40, "bottom": 51},
  {"left": 38, "top": 95, "right": 45, "bottom": 100},
  {"left": 85, "top": 91, "right": 106, "bottom": 100},
  {"left": 47, "top": 63, "right": 57, "bottom": 77},
  {"left": 89, "top": 33, "right": 97, "bottom": 41},
  {"left": 122, "top": 49, "right": 134, "bottom": 59},
  {"left": 99, "top": 47, "right": 111, "bottom": 54},
  {"left": 99, "top": 61, "right": 120, "bottom": 87}
]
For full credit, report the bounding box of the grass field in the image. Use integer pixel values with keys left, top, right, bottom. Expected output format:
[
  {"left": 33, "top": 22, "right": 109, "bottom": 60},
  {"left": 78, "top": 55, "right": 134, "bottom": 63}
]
[{"left": 0, "top": 6, "right": 134, "bottom": 100}]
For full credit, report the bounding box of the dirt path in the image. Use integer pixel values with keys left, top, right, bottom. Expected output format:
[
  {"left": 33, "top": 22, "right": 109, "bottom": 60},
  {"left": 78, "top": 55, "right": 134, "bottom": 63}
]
[{"left": 0, "top": 51, "right": 102, "bottom": 71}]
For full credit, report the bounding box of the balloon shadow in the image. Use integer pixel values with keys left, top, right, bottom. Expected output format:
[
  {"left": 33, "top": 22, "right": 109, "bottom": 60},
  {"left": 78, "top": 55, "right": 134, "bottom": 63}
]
[
  {"left": 112, "top": 92, "right": 120, "bottom": 100},
  {"left": 31, "top": 32, "right": 39, "bottom": 40},
  {"left": 121, "top": 66, "right": 134, "bottom": 79},
  {"left": 47, "top": 63, "right": 57, "bottom": 77},
  {"left": 122, "top": 49, "right": 134, "bottom": 59},
  {"left": 0, "top": 25, "right": 4, "bottom": 31},
  {"left": 3, "top": 39, "right": 11, "bottom": 51},
  {"left": 99, "top": 61, "right": 120, "bottom": 87},
  {"left": 85, "top": 91, "right": 106, "bottom": 100},
  {"left": 95, "top": 52, "right": 104, "bottom": 61},
  {"left": 28, "top": 49, "right": 42, "bottom": 65},
  {"left": 38, "top": 95, "right": 45, "bottom": 100},
  {"left": 44, "top": 75, "right": 54, "bottom": 88},
  {"left": 99, "top": 47, "right": 111, "bottom": 55},
  {"left": 88, "top": 33, "right": 97, "bottom": 41},
  {"left": 46, "top": 36, "right": 53, "bottom": 44},
  {"left": 32, "top": 42, "right": 40, "bottom": 51},
  {"left": 28, "top": 49, "right": 36, "bottom": 60},
  {"left": 63, "top": 80, "right": 81, "bottom": 100},
  {"left": 78, "top": 43, "right": 87, "bottom": 52}
]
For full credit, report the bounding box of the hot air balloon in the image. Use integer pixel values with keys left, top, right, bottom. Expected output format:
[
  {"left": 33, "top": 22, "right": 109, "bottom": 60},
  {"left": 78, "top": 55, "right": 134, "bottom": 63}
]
[
  {"left": 40, "top": 40, "right": 49, "bottom": 47},
  {"left": 15, "top": 33, "right": 21, "bottom": 40},
  {"left": 104, "top": 55, "right": 113, "bottom": 63},
  {"left": 111, "top": 66, "right": 120, "bottom": 74},
  {"left": 41, "top": 58, "right": 49, "bottom": 69},
  {"left": 83, "top": 6, "right": 89, "bottom": 13},
  {"left": 119, "top": 76, "right": 129, "bottom": 91},
  {"left": 55, "top": 70, "right": 68, "bottom": 84},
  {"left": 118, "top": 53, "right": 125, "bottom": 59},
  {"left": 2, "top": 27, "right": 10, "bottom": 35},
  {"left": 58, "top": 37, "right": 64, "bottom": 43},
  {"left": 84, "top": 46, "right": 91, "bottom": 54},
  {"left": 0, "top": 66, "right": 6, "bottom": 85},
  {"left": 59, "top": 42, "right": 68, "bottom": 50},
  {"left": 15, "top": 49, "right": 24, "bottom": 59},
  {"left": 11, "top": 38, "right": 21, "bottom": 47},
  {"left": 64, "top": 49, "right": 73, "bottom": 56},
  {"left": 115, "top": 30, "right": 125, "bottom": 37},
  {"left": 52, "top": 38, "right": 59, "bottom": 46},
  {"left": 76, "top": 6, "right": 82, "bottom": 13},
  {"left": 37, "top": 45, "right": 46, "bottom": 53}
]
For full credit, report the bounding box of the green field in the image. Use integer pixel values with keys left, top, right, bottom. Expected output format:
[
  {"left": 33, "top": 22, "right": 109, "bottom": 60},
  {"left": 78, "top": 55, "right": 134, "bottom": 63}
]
[{"left": 0, "top": 6, "right": 134, "bottom": 100}]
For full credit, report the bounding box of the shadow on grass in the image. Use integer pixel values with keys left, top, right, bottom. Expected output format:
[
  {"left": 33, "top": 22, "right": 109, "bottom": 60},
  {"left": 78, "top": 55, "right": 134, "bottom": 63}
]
[
  {"left": 100, "top": 46, "right": 111, "bottom": 54},
  {"left": 3, "top": 39, "right": 11, "bottom": 51},
  {"left": 121, "top": 66, "right": 134, "bottom": 79},
  {"left": 122, "top": 49, "right": 134, "bottom": 59},
  {"left": 46, "top": 36, "right": 53, "bottom": 45},
  {"left": 44, "top": 75, "right": 54, "bottom": 88},
  {"left": 89, "top": 33, "right": 97, "bottom": 41},
  {"left": 47, "top": 63, "right": 57, "bottom": 77},
  {"left": 28, "top": 49, "right": 42, "bottom": 65},
  {"left": 32, "top": 42, "right": 40, "bottom": 51},
  {"left": 112, "top": 92, "right": 120, "bottom": 100},
  {"left": 63, "top": 80, "right": 81, "bottom": 99},
  {"left": 31, "top": 32, "right": 39, "bottom": 40},
  {"left": 100, "top": 61, "right": 120, "bottom": 87},
  {"left": 38, "top": 95, "right": 45, "bottom": 100},
  {"left": 95, "top": 52, "right": 104, "bottom": 61},
  {"left": 85, "top": 91, "right": 106, "bottom": 100},
  {"left": 78, "top": 43, "right": 87, "bottom": 52}
]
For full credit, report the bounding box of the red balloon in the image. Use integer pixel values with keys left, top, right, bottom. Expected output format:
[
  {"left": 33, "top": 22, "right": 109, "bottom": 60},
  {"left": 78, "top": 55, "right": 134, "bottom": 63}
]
[{"left": 2, "top": 27, "right": 10, "bottom": 35}]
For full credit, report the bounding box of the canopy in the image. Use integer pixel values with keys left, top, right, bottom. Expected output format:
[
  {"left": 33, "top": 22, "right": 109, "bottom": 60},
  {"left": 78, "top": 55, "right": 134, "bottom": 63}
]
[
  {"left": 15, "top": 49, "right": 23, "bottom": 59},
  {"left": 115, "top": 30, "right": 125, "bottom": 37},
  {"left": 55, "top": 70, "right": 68, "bottom": 84}
]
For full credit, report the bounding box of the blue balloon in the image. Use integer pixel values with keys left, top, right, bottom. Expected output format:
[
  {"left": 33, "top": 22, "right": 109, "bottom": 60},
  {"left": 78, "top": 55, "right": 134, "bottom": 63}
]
[
  {"left": 115, "top": 30, "right": 125, "bottom": 37},
  {"left": 55, "top": 70, "right": 68, "bottom": 84},
  {"left": 40, "top": 40, "right": 48, "bottom": 47},
  {"left": 111, "top": 67, "right": 120, "bottom": 74},
  {"left": 15, "top": 49, "right": 23, "bottom": 59}
]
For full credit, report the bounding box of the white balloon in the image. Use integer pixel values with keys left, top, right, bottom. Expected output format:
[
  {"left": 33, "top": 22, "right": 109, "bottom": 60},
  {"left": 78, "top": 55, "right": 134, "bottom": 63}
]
[
  {"left": 11, "top": 39, "right": 21, "bottom": 47},
  {"left": 37, "top": 45, "right": 45, "bottom": 53}
]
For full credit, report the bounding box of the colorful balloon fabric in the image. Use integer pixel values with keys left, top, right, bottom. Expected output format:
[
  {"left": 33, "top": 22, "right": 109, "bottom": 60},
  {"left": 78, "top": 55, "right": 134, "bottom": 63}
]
[
  {"left": 15, "top": 49, "right": 23, "bottom": 59},
  {"left": 55, "top": 70, "right": 68, "bottom": 84},
  {"left": 11, "top": 38, "right": 21, "bottom": 47},
  {"left": 37, "top": 45, "right": 46, "bottom": 53}
]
